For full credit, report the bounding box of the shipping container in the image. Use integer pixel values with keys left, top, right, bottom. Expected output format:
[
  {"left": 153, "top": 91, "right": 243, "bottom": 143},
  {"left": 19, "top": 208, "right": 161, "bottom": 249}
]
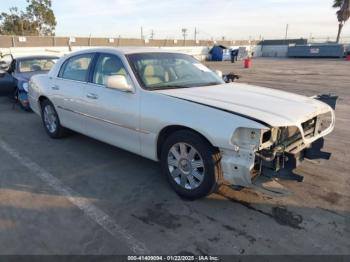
[{"left": 288, "top": 44, "right": 345, "bottom": 58}]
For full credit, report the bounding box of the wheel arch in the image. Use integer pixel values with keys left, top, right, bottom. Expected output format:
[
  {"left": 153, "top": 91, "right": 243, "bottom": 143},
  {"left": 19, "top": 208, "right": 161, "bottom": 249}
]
[
  {"left": 156, "top": 125, "right": 217, "bottom": 160},
  {"left": 37, "top": 96, "right": 55, "bottom": 116},
  {"left": 38, "top": 95, "right": 49, "bottom": 105},
  {"left": 33, "top": 95, "right": 50, "bottom": 115}
]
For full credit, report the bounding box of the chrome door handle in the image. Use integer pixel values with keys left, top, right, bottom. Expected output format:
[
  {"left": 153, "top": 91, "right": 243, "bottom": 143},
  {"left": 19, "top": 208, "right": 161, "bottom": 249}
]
[
  {"left": 86, "top": 93, "right": 98, "bottom": 99},
  {"left": 51, "top": 85, "right": 60, "bottom": 90}
]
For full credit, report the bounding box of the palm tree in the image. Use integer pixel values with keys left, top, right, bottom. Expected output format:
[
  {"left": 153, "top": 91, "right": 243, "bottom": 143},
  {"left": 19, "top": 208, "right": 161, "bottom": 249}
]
[{"left": 333, "top": 0, "right": 350, "bottom": 43}]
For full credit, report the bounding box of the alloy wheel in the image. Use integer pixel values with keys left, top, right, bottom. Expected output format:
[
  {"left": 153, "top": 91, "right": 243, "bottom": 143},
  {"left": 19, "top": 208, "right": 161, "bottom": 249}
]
[
  {"left": 43, "top": 104, "right": 58, "bottom": 133},
  {"left": 167, "top": 142, "right": 205, "bottom": 190}
]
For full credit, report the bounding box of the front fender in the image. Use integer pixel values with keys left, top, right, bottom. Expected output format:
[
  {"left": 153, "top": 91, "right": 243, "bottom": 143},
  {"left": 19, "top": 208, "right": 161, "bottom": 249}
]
[{"left": 139, "top": 90, "right": 266, "bottom": 160}]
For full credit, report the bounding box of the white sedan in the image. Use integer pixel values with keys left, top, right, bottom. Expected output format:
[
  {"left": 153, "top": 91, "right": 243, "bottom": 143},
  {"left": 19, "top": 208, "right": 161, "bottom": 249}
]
[{"left": 28, "top": 48, "right": 335, "bottom": 199}]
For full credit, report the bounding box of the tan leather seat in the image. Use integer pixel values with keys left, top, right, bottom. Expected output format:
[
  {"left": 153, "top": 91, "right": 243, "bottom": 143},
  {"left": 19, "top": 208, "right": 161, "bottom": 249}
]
[
  {"left": 96, "top": 57, "right": 126, "bottom": 85},
  {"left": 143, "top": 65, "right": 168, "bottom": 85}
]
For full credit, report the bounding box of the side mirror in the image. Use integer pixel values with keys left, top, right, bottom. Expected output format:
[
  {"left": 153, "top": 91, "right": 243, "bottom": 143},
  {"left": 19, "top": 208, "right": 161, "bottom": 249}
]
[
  {"left": 215, "top": 70, "right": 223, "bottom": 78},
  {"left": 106, "top": 75, "right": 133, "bottom": 92}
]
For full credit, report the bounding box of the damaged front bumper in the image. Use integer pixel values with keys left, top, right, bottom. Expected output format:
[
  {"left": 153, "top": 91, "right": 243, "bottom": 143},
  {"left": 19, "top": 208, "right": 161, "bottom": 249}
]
[{"left": 221, "top": 95, "right": 336, "bottom": 187}]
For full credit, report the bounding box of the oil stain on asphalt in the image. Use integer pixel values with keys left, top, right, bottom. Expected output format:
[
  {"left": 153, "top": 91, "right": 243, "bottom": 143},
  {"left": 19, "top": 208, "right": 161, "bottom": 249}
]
[
  {"left": 272, "top": 206, "right": 303, "bottom": 229},
  {"left": 132, "top": 203, "right": 199, "bottom": 229},
  {"left": 222, "top": 194, "right": 304, "bottom": 230},
  {"left": 204, "top": 215, "right": 257, "bottom": 244}
]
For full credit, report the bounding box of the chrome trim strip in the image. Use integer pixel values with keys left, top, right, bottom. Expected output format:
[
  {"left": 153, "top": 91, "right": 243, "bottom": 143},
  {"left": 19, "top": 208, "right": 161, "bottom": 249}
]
[{"left": 57, "top": 105, "right": 150, "bottom": 134}]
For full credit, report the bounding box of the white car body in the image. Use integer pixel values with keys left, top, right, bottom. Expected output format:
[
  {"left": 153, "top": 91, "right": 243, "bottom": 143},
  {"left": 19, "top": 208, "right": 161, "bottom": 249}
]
[{"left": 28, "top": 48, "right": 335, "bottom": 190}]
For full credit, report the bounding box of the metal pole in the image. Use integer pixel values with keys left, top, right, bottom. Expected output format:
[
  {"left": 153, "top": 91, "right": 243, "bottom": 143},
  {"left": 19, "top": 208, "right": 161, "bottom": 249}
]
[
  {"left": 182, "top": 28, "right": 187, "bottom": 46},
  {"left": 285, "top": 24, "right": 289, "bottom": 40}
]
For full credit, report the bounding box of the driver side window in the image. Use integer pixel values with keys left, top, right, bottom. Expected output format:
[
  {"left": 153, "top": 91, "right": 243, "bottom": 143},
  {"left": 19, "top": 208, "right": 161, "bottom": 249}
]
[{"left": 92, "top": 54, "right": 127, "bottom": 86}]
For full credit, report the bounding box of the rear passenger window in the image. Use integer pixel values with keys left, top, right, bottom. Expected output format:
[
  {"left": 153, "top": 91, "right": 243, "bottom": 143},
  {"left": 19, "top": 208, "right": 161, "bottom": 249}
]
[{"left": 60, "top": 54, "right": 93, "bottom": 81}]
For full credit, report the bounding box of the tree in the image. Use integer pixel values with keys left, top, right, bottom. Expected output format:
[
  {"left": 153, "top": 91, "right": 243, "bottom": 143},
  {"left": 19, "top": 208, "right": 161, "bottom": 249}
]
[
  {"left": 26, "top": 0, "right": 56, "bottom": 36},
  {"left": 333, "top": 0, "right": 350, "bottom": 43},
  {"left": 0, "top": 0, "right": 56, "bottom": 36},
  {"left": 0, "top": 7, "right": 35, "bottom": 35}
]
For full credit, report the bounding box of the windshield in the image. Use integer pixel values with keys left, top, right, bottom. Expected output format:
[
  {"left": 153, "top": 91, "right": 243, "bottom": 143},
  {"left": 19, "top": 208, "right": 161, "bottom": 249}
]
[
  {"left": 18, "top": 58, "right": 58, "bottom": 73},
  {"left": 127, "top": 53, "right": 224, "bottom": 90}
]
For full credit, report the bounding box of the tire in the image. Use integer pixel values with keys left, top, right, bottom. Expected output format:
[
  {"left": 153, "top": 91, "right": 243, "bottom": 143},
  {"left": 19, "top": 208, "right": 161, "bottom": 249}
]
[
  {"left": 40, "top": 99, "right": 69, "bottom": 138},
  {"left": 160, "top": 130, "right": 222, "bottom": 200}
]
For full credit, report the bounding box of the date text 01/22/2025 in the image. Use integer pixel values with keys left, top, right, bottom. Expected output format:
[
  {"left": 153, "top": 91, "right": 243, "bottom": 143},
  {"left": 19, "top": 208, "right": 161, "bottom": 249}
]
[{"left": 127, "top": 255, "right": 220, "bottom": 261}]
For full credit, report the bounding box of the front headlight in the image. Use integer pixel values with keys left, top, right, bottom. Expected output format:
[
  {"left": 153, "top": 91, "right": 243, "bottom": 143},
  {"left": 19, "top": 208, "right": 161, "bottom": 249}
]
[{"left": 22, "top": 82, "right": 29, "bottom": 92}]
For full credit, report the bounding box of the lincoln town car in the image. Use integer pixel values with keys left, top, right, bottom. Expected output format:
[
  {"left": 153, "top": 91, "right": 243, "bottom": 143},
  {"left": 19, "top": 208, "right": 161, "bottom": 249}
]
[{"left": 28, "top": 48, "right": 335, "bottom": 199}]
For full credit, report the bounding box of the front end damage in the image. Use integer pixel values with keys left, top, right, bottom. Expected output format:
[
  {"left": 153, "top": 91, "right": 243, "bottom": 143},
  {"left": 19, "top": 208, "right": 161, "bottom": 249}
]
[{"left": 220, "top": 99, "right": 336, "bottom": 189}]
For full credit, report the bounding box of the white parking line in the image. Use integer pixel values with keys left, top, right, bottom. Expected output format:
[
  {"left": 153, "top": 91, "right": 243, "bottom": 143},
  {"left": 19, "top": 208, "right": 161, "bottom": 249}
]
[{"left": 0, "top": 140, "right": 149, "bottom": 254}]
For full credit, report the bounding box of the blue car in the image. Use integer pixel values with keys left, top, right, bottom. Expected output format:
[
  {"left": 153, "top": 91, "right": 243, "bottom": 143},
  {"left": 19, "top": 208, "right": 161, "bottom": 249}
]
[{"left": 0, "top": 54, "right": 59, "bottom": 110}]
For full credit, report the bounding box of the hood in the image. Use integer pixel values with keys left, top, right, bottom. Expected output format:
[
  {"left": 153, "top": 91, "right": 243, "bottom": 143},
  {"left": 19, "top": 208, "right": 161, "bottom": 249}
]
[{"left": 155, "top": 83, "right": 332, "bottom": 127}]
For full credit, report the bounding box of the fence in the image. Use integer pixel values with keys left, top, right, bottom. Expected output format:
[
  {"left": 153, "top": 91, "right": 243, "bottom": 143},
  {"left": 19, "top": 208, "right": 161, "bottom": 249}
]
[
  {"left": 308, "top": 36, "right": 350, "bottom": 44},
  {"left": 1, "top": 35, "right": 348, "bottom": 59},
  {"left": 0, "top": 35, "right": 259, "bottom": 48}
]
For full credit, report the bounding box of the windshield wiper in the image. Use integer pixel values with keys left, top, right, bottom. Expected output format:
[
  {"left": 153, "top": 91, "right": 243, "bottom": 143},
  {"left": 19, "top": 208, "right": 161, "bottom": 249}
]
[{"left": 149, "top": 85, "right": 190, "bottom": 90}]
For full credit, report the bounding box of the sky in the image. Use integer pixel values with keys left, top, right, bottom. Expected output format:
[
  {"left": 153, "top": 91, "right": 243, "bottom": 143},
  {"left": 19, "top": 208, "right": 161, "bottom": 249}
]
[{"left": 0, "top": 0, "right": 349, "bottom": 41}]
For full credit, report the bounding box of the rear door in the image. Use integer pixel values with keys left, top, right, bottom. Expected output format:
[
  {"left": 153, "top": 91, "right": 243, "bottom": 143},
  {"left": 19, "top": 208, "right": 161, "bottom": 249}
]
[
  {"left": 53, "top": 53, "right": 95, "bottom": 134},
  {"left": 80, "top": 53, "right": 141, "bottom": 155}
]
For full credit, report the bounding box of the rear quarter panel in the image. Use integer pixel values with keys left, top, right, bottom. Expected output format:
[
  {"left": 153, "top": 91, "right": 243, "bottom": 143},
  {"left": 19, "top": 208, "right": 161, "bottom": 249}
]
[{"left": 28, "top": 74, "right": 52, "bottom": 115}]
